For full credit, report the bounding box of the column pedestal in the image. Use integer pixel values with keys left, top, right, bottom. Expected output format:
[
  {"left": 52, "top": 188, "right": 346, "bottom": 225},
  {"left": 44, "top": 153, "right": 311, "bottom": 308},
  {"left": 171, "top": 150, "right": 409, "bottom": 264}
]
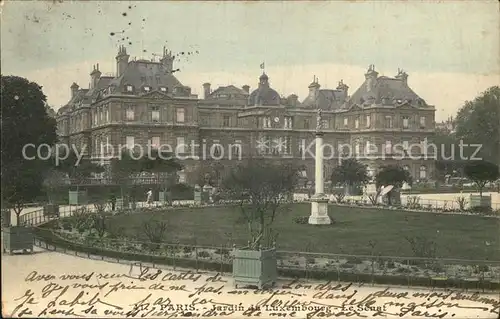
[{"left": 308, "top": 195, "right": 331, "bottom": 225}]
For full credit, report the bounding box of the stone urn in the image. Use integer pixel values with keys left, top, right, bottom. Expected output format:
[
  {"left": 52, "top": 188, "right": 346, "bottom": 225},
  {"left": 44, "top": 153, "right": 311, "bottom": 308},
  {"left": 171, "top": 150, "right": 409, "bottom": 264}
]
[
  {"left": 233, "top": 246, "right": 277, "bottom": 289},
  {"left": 3, "top": 226, "right": 34, "bottom": 254}
]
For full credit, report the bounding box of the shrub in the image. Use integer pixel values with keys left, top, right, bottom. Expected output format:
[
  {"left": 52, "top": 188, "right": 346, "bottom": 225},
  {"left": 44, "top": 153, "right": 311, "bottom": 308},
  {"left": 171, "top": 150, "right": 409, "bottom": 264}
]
[
  {"left": 334, "top": 193, "right": 345, "bottom": 204},
  {"left": 405, "top": 236, "right": 437, "bottom": 259},
  {"left": 197, "top": 251, "right": 211, "bottom": 258},
  {"left": 214, "top": 248, "right": 230, "bottom": 255},
  {"left": 347, "top": 257, "right": 364, "bottom": 264},
  {"left": 340, "top": 263, "right": 355, "bottom": 269},
  {"left": 293, "top": 216, "right": 309, "bottom": 224},
  {"left": 406, "top": 196, "right": 421, "bottom": 209},
  {"left": 306, "top": 257, "right": 316, "bottom": 265},
  {"left": 455, "top": 196, "right": 467, "bottom": 211},
  {"left": 183, "top": 246, "right": 194, "bottom": 254},
  {"left": 142, "top": 219, "right": 167, "bottom": 243},
  {"left": 468, "top": 206, "right": 493, "bottom": 215}
]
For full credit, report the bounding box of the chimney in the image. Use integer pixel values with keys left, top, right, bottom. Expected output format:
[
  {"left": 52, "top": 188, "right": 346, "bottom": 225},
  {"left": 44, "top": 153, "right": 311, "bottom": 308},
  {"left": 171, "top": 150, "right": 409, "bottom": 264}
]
[
  {"left": 203, "top": 82, "right": 211, "bottom": 99},
  {"left": 90, "top": 64, "right": 101, "bottom": 89},
  {"left": 364, "top": 64, "right": 378, "bottom": 92},
  {"left": 160, "top": 46, "right": 174, "bottom": 73},
  {"left": 288, "top": 94, "right": 298, "bottom": 107},
  {"left": 242, "top": 85, "right": 250, "bottom": 94},
  {"left": 116, "top": 45, "right": 130, "bottom": 77},
  {"left": 395, "top": 68, "right": 409, "bottom": 86},
  {"left": 308, "top": 76, "right": 320, "bottom": 100},
  {"left": 70, "top": 82, "right": 79, "bottom": 98}
]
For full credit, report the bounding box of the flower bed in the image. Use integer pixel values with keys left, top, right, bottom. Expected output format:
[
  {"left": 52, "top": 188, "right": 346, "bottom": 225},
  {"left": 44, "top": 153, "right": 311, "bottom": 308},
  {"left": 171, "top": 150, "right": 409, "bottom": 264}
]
[{"left": 34, "top": 218, "right": 500, "bottom": 291}]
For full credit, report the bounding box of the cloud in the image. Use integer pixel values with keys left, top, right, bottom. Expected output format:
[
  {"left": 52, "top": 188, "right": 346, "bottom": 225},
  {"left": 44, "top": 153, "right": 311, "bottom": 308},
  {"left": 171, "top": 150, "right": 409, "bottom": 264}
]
[{"left": 12, "top": 61, "right": 499, "bottom": 122}]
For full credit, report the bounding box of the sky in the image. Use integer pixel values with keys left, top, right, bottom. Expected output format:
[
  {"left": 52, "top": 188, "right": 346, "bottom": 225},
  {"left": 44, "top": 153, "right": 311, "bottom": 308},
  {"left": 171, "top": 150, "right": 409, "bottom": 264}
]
[{"left": 1, "top": 1, "right": 499, "bottom": 121}]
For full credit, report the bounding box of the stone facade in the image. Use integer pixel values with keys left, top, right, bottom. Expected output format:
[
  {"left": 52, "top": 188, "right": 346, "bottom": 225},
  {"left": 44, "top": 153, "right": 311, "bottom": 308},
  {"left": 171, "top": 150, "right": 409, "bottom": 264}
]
[{"left": 56, "top": 47, "right": 436, "bottom": 185}]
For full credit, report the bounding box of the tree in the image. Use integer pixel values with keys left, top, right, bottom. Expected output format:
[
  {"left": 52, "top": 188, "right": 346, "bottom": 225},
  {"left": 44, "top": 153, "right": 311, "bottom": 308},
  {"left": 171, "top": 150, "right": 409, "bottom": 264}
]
[
  {"left": 375, "top": 165, "right": 412, "bottom": 205},
  {"left": 222, "top": 159, "right": 298, "bottom": 250},
  {"left": 455, "top": 86, "right": 500, "bottom": 165},
  {"left": 464, "top": 161, "right": 499, "bottom": 196},
  {"left": 58, "top": 149, "right": 104, "bottom": 191},
  {"left": 1, "top": 75, "right": 57, "bottom": 224},
  {"left": 109, "top": 150, "right": 141, "bottom": 201},
  {"left": 42, "top": 167, "right": 68, "bottom": 203},
  {"left": 331, "top": 158, "right": 370, "bottom": 191},
  {"left": 138, "top": 148, "right": 182, "bottom": 192}
]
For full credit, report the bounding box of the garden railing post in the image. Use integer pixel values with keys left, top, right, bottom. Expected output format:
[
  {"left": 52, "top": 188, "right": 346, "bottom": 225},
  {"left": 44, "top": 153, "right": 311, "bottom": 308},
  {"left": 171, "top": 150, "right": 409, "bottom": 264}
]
[
  {"left": 220, "top": 244, "right": 224, "bottom": 274},
  {"left": 195, "top": 246, "right": 199, "bottom": 272},
  {"left": 407, "top": 259, "right": 410, "bottom": 288},
  {"left": 173, "top": 244, "right": 177, "bottom": 270}
]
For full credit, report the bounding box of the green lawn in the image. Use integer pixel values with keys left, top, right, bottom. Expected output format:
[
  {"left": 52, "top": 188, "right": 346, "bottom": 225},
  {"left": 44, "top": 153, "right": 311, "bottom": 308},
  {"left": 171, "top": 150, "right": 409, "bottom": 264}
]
[{"left": 108, "top": 203, "right": 499, "bottom": 261}]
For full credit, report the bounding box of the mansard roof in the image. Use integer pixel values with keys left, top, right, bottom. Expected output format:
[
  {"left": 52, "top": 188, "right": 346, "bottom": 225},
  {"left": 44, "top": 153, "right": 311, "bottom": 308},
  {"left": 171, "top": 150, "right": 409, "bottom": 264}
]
[{"left": 301, "top": 89, "right": 346, "bottom": 110}]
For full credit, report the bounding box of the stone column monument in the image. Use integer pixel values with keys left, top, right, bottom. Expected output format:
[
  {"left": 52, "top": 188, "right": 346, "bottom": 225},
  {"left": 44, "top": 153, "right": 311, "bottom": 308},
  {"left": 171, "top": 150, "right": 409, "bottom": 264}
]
[{"left": 308, "top": 109, "right": 332, "bottom": 225}]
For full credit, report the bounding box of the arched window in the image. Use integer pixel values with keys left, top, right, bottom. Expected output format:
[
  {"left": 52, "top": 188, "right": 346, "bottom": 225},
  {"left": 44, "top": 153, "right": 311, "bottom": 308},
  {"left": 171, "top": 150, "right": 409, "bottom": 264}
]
[{"left": 419, "top": 165, "right": 427, "bottom": 179}]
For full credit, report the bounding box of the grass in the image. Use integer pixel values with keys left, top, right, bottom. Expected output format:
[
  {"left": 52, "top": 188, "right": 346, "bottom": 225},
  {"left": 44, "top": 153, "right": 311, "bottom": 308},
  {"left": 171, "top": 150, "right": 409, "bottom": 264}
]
[{"left": 106, "top": 203, "right": 499, "bottom": 261}]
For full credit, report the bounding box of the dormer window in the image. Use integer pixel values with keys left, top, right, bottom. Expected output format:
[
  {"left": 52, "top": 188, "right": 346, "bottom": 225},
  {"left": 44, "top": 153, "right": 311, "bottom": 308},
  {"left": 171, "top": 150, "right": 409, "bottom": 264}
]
[
  {"left": 126, "top": 85, "right": 133, "bottom": 92},
  {"left": 144, "top": 86, "right": 151, "bottom": 92},
  {"left": 160, "top": 87, "right": 167, "bottom": 92}
]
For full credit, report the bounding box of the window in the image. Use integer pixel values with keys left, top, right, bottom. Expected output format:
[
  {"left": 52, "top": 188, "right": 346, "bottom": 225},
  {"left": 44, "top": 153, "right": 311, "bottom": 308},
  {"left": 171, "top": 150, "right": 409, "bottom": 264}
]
[
  {"left": 105, "top": 107, "right": 109, "bottom": 123},
  {"left": 402, "top": 116, "right": 409, "bottom": 129},
  {"left": 355, "top": 117, "right": 359, "bottom": 129},
  {"left": 99, "top": 108, "right": 104, "bottom": 123},
  {"left": 126, "top": 136, "right": 135, "bottom": 149},
  {"left": 284, "top": 116, "right": 293, "bottom": 129},
  {"left": 94, "top": 112, "right": 98, "bottom": 126},
  {"left": 365, "top": 141, "right": 372, "bottom": 154},
  {"left": 354, "top": 141, "right": 361, "bottom": 155},
  {"left": 151, "top": 106, "right": 160, "bottom": 122},
  {"left": 223, "top": 115, "right": 231, "bottom": 127},
  {"left": 323, "top": 119, "right": 330, "bottom": 129},
  {"left": 343, "top": 117, "right": 348, "bottom": 127},
  {"left": 262, "top": 117, "right": 271, "bottom": 128},
  {"left": 177, "top": 137, "right": 185, "bottom": 153},
  {"left": 212, "top": 140, "right": 222, "bottom": 157},
  {"left": 178, "top": 169, "right": 186, "bottom": 183},
  {"left": 126, "top": 85, "right": 133, "bottom": 92},
  {"left": 419, "top": 165, "right": 427, "bottom": 179},
  {"left": 151, "top": 136, "right": 160, "bottom": 148},
  {"left": 385, "top": 116, "right": 393, "bottom": 128},
  {"left": 126, "top": 106, "right": 135, "bottom": 121},
  {"left": 420, "top": 116, "right": 426, "bottom": 128},
  {"left": 284, "top": 136, "right": 291, "bottom": 154},
  {"left": 176, "top": 108, "right": 185, "bottom": 123},
  {"left": 304, "top": 119, "right": 310, "bottom": 129},
  {"left": 404, "top": 165, "right": 410, "bottom": 172},
  {"left": 366, "top": 115, "right": 371, "bottom": 128},
  {"left": 144, "top": 86, "right": 151, "bottom": 92},
  {"left": 231, "top": 140, "right": 241, "bottom": 157},
  {"left": 160, "top": 87, "right": 167, "bottom": 92},
  {"left": 385, "top": 140, "right": 392, "bottom": 154}
]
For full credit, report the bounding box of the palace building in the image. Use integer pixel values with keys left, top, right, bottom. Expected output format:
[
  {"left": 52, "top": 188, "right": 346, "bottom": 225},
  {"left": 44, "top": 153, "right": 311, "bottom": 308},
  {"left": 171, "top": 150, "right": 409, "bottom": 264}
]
[{"left": 56, "top": 46, "right": 436, "bottom": 185}]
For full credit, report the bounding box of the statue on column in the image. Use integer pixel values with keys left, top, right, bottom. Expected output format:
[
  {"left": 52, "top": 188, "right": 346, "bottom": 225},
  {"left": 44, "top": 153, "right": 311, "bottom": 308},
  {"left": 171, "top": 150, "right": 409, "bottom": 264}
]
[{"left": 316, "top": 108, "right": 323, "bottom": 132}]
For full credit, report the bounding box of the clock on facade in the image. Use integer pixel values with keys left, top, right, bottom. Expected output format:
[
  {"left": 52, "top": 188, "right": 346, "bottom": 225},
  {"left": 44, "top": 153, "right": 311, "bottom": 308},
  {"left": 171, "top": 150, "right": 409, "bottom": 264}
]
[{"left": 274, "top": 117, "right": 280, "bottom": 123}]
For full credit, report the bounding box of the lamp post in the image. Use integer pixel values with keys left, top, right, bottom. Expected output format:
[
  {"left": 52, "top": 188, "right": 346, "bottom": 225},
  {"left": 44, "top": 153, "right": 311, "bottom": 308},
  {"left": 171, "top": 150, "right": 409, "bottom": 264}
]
[{"left": 308, "top": 109, "right": 332, "bottom": 225}]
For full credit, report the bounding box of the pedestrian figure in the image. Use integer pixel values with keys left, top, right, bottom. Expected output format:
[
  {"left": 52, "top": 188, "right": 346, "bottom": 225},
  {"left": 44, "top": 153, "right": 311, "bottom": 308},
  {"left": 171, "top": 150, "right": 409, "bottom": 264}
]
[
  {"left": 146, "top": 189, "right": 153, "bottom": 206},
  {"left": 110, "top": 194, "right": 116, "bottom": 211}
]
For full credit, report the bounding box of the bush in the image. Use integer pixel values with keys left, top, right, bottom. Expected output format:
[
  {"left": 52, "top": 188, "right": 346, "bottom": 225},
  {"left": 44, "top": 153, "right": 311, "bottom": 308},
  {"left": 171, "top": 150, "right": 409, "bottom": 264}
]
[
  {"left": 406, "top": 196, "right": 421, "bottom": 209},
  {"left": 183, "top": 246, "right": 194, "bottom": 254},
  {"left": 306, "top": 257, "right": 316, "bottom": 265},
  {"left": 468, "top": 206, "right": 493, "bottom": 215},
  {"left": 197, "top": 251, "right": 211, "bottom": 258},
  {"left": 334, "top": 193, "right": 345, "bottom": 204},
  {"left": 455, "top": 196, "right": 467, "bottom": 211},
  {"left": 293, "top": 216, "right": 309, "bottom": 224},
  {"left": 214, "top": 248, "right": 230, "bottom": 255}
]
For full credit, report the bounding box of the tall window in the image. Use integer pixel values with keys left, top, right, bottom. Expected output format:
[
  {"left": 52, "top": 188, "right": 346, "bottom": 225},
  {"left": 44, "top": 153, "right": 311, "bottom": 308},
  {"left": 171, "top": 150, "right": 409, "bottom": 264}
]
[
  {"left": 420, "top": 116, "right": 426, "bottom": 128},
  {"left": 94, "top": 111, "right": 98, "bottom": 126},
  {"left": 366, "top": 115, "right": 371, "bottom": 128},
  {"left": 126, "top": 85, "right": 133, "bottom": 92},
  {"left": 385, "top": 140, "right": 392, "bottom": 154},
  {"left": 231, "top": 140, "right": 241, "bottom": 157},
  {"left": 262, "top": 117, "right": 271, "bottom": 128},
  {"left": 176, "top": 108, "right": 185, "bottom": 123},
  {"left": 177, "top": 137, "right": 185, "bottom": 153},
  {"left": 385, "top": 116, "right": 393, "bottom": 128},
  {"left": 355, "top": 117, "right": 360, "bottom": 129},
  {"left": 151, "top": 106, "right": 160, "bottom": 122},
  {"left": 105, "top": 107, "right": 109, "bottom": 123},
  {"left": 354, "top": 141, "right": 360, "bottom": 155},
  {"left": 343, "top": 117, "right": 348, "bottom": 128},
  {"left": 304, "top": 119, "right": 310, "bottom": 129},
  {"left": 402, "top": 116, "right": 409, "bottom": 129},
  {"left": 151, "top": 136, "right": 160, "bottom": 148},
  {"left": 365, "top": 140, "right": 372, "bottom": 154},
  {"left": 419, "top": 165, "right": 427, "bottom": 179},
  {"left": 223, "top": 115, "right": 231, "bottom": 127},
  {"left": 126, "top": 106, "right": 135, "bottom": 121},
  {"left": 126, "top": 136, "right": 135, "bottom": 149},
  {"left": 323, "top": 119, "right": 330, "bottom": 129},
  {"left": 284, "top": 116, "right": 293, "bottom": 129}
]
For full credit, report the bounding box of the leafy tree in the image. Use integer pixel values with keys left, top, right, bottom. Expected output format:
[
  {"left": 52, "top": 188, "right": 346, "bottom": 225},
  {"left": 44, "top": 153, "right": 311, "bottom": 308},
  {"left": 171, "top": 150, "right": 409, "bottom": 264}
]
[
  {"left": 463, "top": 161, "right": 499, "bottom": 196},
  {"left": 331, "top": 158, "right": 370, "bottom": 190},
  {"left": 222, "top": 159, "right": 298, "bottom": 250},
  {"left": 1, "top": 75, "right": 57, "bottom": 224},
  {"left": 375, "top": 165, "right": 412, "bottom": 205},
  {"left": 109, "top": 150, "right": 141, "bottom": 200},
  {"left": 455, "top": 86, "right": 500, "bottom": 165},
  {"left": 57, "top": 149, "right": 104, "bottom": 192},
  {"left": 42, "top": 167, "right": 68, "bottom": 204}
]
